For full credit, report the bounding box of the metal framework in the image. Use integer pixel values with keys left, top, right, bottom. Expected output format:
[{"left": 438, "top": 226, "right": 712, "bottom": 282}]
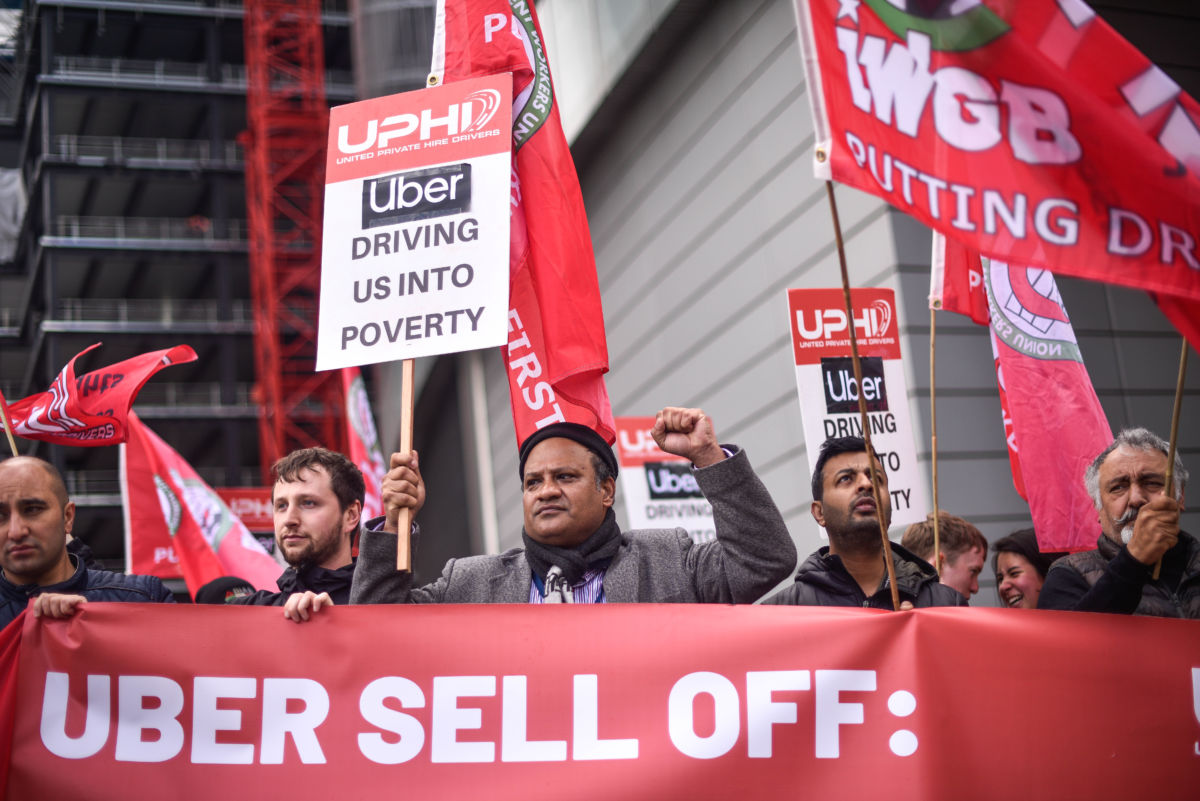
[{"left": 242, "top": 0, "right": 344, "bottom": 478}]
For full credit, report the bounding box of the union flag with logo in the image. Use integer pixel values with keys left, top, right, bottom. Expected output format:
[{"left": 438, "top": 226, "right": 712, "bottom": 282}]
[
  {"left": 3, "top": 343, "right": 196, "bottom": 447},
  {"left": 984, "top": 262, "right": 1112, "bottom": 552},
  {"left": 121, "top": 412, "right": 281, "bottom": 594},
  {"left": 795, "top": 0, "right": 1200, "bottom": 342},
  {"left": 433, "top": 0, "right": 615, "bottom": 445}
]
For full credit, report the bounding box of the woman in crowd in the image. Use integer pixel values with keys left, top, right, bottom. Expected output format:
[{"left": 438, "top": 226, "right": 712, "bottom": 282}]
[{"left": 993, "top": 529, "right": 1066, "bottom": 609}]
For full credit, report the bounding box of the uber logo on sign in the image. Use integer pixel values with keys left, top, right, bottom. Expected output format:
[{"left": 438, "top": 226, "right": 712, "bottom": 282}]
[
  {"left": 361, "top": 163, "right": 471, "bottom": 229},
  {"left": 821, "top": 356, "right": 888, "bottom": 414},
  {"left": 645, "top": 461, "right": 703, "bottom": 500}
]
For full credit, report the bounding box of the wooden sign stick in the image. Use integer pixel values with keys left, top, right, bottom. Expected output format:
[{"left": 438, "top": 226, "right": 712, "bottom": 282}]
[
  {"left": 826, "top": 181, "right": 901, "bottom": 611},
  {"left": 1153, "top": 339, "right": 1187, "bottom": 581},
  {"left": 396, "top": 358, "right": 415, "bottom": 573}
]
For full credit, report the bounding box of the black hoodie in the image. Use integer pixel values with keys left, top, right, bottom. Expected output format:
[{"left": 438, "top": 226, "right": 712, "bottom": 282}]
[{"left": 763, "top": 542, "right": 966, "bottom": 608}]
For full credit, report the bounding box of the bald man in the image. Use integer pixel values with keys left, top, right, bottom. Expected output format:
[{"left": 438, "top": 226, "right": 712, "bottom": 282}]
[{"left": 1, "top": 456, "right": 173, "bottom": 628}]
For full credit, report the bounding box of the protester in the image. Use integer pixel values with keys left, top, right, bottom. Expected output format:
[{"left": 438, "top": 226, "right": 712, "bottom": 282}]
[
  {"left": 900, "top": 511, "right": 988, "bottom": 601},
  {"left": 765, "top": 436, "right": 964, "bottom": 609},
  {"left": 0, "top": 456, "right": 174, "bottom": 627},
  {"left": 228, "top": 448, "right": 372, "bottom": 621},
  {"left": 345, "top": 407, "right": 795, "bottom": 607},
  {"left": 194, "top": 575, "right": 255, "bottom": 604},
  {"left": 1039, "top": 428, "right": 1199, "bottom": 617},
  {"left": 992, "top": 529, "right": 1065, "bottom": 609}
]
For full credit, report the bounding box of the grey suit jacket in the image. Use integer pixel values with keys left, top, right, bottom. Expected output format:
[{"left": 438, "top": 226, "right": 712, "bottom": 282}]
[{"left": 350, "top": 447, "right": 795, "bottom": 604}]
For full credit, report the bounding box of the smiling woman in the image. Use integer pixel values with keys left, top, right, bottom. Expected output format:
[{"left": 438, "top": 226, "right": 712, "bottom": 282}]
[{"left": 992, "top": 529, "right": 1065, "bottom": 609}]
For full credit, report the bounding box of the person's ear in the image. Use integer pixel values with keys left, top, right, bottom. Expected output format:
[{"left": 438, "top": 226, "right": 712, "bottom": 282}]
[{"left": 600, "top": 477, "right": 616, "bottom": 509}]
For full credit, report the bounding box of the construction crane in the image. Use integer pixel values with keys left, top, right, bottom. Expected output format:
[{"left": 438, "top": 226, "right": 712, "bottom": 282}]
[{"left": 241, "top": 0, "right": 345, "bottom": 479}]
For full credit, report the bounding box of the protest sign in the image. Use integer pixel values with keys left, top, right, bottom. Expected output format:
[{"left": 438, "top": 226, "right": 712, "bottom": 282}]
[
  {"left": 616, "top": 417, "right": 714, "bottom": 543},
  {"left": 316, "top": 74, "right": 513, "bottom": 370},
  {"left": 788, "top": 288, "right": 926, "bottom": 527},
  {"left": 3, "top": 604, "right": 1198, "bottom": 800}
]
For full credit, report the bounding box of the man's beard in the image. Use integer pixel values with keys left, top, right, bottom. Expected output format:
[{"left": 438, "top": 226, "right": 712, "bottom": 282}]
[
  {"left": 832, "top": 517, "right": 886, "bottom": 552},
  {"left": 279, "top": 526, "right": 343, "bottom": 569}
]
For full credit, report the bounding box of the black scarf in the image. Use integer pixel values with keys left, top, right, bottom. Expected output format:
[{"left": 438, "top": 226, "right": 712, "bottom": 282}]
[{"left": 522, "top": 508, "right": 623, "bottom": 589}]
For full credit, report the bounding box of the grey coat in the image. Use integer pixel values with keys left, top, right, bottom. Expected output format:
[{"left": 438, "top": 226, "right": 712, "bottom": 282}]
[{"left": 350, "top": 447, "right": 796, "bottom": 605}]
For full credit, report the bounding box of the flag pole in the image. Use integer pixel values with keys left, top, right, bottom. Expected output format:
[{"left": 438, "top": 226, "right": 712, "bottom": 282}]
[
  {"left": 0, "top": 406, "right": 17, "bottom": 457},
  {"left": 1154, "top": 338, "right": 1188, "bottom": 581},
  {"left": 929, "top": 308, "right": 941, "bottom": 576},
  {"left": 825, "top": 180, "right": 900, "bottom": 611},
  {"left": 396, "top": 358, "right": 415, "bottom": 572}
]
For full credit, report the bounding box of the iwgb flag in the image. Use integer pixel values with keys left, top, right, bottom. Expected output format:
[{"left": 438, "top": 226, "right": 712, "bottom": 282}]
[
  {"left": 984, "top": 262, "right": 1112, "bottom": 552},
  {"left": 433, "top": 0, "right": 615, "bottom": 445},
  {"left": 342, "top": 367, "right": 386, "bottom": 520},
  {"left": 121, "top": 413, "right": 280, "bottom": 594},
  {"left": 4, "top": 343, "right": 196, "bottom": 446},
  {"left": 794, "top": 1, "right": 1200, "bottom": 324}
]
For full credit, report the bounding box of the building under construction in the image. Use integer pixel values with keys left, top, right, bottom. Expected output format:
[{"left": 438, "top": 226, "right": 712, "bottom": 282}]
[{"left": 0, "top": 0, "right": 433, "bottom": 584}]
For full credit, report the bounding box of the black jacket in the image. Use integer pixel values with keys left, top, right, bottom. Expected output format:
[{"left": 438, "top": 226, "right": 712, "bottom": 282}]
[
  {"left": 1, "top": 555, "right": 175, "bottom": 629},
  {"left": 763, "top": 542, "right": 967, "bottom": 608},
  {"left": 229, "top": 561, "right": 356, "bottom": 607},
  {"left": 1038, "top": 531, "right": 1200, "bottom": 618}
]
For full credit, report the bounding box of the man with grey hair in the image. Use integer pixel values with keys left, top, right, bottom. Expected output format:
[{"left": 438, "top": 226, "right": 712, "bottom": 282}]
[{"left": 1038, "top": 427, "right": 1200, "bottom": 617}]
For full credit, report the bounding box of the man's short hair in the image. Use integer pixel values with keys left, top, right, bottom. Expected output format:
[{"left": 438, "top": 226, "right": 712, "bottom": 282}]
[
  {"left": 991, "top": 528, "right": 1064, "bottom": 581},
  {"left": 810, "top": 436, "right": 883, "bottom": 502},
  {"left": 272, "top": 448, "right": 365, "bottom": 513},
  {"left": 1083, "top": 427, "right": 1189, "bottom": 508},
  {"left": 901, "top": 511, "right": 987, "bottom": 563}
]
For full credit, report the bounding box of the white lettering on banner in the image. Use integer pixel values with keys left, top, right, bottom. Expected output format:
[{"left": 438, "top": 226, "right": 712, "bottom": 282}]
[
  {"left": 115, "top": 676, "right": 185, "bottom": 763},
  {"left": 843, "top": 132, "right": 1083, "bottom": 247},
  {"left": 153, "top": 545, "right": 178, "bottom": 565},
  {"left": 837, "top": 28, "right": 1081, "bottom": 164},
  {"left": 41, "top": 674, "right": 329, "bottom": 766},
  {"left": 357, "top": 673, "right": 638, "bottom": 765},
  {"left": 795, "top": 302, "right": 891, "bottom": 341},
  {"left": 432, "top": 676, "right": 495, "bottom": 763},
  {"left": 358, "top": 676, "right": 426, "bottom": 764},
  {"left": 334, "top": 93, "right": 501, "bottom": 157},
  {"left": 815, "top": 670, "right": 875, "bottom": 759},
  {"left": 668, "top": 670, "right": 913, "bottom": 760},
  {"left": 506, "top": 310, "right": 566, "bottom": 429},
  {"left": 34, "top": 668, "right": 926, "bottom": 766}
]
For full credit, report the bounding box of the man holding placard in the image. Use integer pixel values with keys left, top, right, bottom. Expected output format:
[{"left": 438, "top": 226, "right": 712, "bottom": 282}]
[
  {"left": 348, "top": 407, "right": 794, "bottom": 605},
  {"left": 764, "top": 437, "right": 964, "bottom": 609}
]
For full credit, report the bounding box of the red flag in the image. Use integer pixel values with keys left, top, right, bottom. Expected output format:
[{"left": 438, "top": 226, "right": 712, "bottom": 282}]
[
  {"left": 434, "top": 0, "right": 615, "bottom": 445},
  {"left": 4, "top": 343, "right": 196, "bottom": 446},
  {"left": 342, "top": 367, "right": 386, "bottom": 521},
  {"left": 985, "top": 262, "right": 1112, "bottom": 552},
  {"left": 121, "top": 412, "right": 281, "bottom": 594},
  {"left": 795, "top": 1, "right": 1200, "bottom": 329},
  {"left": 929, "top": 232, "right": 988, "bottom": 325}
]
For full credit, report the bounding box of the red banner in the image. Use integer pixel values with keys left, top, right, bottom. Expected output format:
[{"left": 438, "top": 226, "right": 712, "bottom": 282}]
[
  {"left": 796, "top": 1, "right": 1200, "bottom": 308},
  {"left": 2, "top": 604, "right": 1198, "bottom": 799},
  {"left": 4, "top": 343, "right": 196, "bottom": 446},
  {"left": 341, "top": 367, "right": 387, "bottom": 521},
  {"left": 435, "top": 0, "right": 615, "bottom": 445},
  {"left": 985, "top": 263, "right": 1112, "bottom": 551},
  {"left": 121, "top": 413, "right": 281, "bottom": 594}
]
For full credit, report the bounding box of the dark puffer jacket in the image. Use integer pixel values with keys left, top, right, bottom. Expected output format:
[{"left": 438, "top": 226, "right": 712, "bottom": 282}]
[
  {"left": 763, "top": 542, "right": 967, "bottom": 608},
  {"left": 228, "top": 561, "right": 356, "bottom": 607},
  {"left": 1, "top": 555, "right": 175, "bottom": 629},
  {"left": 1038, "top": 531, "right": 1200, "bottom": 618}
]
